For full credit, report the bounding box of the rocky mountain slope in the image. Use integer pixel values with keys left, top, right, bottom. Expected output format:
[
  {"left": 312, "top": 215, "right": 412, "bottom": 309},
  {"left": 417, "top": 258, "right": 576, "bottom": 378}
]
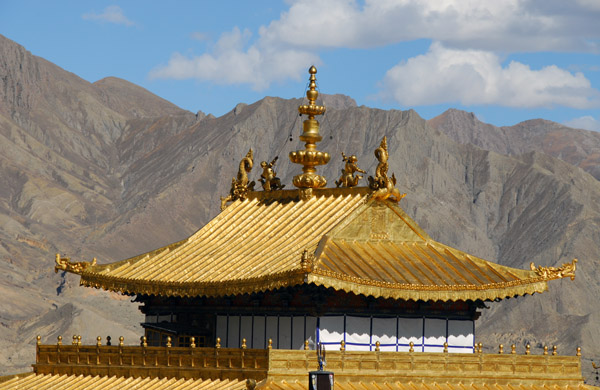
[
  {"left": 429, "top": 109, "right": 600, "bottom": 180},
  {"left": 1, "top": 34, "right": 599, "bottom": 382}
]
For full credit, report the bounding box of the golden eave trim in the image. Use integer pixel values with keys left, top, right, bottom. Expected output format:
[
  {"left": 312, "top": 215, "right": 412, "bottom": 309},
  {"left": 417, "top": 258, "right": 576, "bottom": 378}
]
[
  {"left": 79, "top": 268, "right": 308, "bottom": 298},
  {"left": 306, "top": 268, "right": 550, "bottom": 301},
  {"left": 79, "top": 262, "right": 552, "bottom": 301}
]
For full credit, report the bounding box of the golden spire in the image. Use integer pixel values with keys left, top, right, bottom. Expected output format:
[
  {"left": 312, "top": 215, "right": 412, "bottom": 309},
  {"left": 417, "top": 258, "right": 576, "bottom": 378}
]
[{"left": 289, "top": 66, "right": 330, "bottom": 189}]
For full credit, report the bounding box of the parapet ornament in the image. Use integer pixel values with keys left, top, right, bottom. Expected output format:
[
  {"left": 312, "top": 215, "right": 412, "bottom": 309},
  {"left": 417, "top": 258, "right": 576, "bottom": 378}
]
[
  {"left": 54, "top": 253, "right": 96, "bottom": 274},
  {"left": 367, "top": 136, "right": 406, "bottom": 202},
  {"left": 220, "top": 149, "right": 256, "bottom": 210},
  {"left": 530, "top": 259, "right": 577, "bottom": 280}
]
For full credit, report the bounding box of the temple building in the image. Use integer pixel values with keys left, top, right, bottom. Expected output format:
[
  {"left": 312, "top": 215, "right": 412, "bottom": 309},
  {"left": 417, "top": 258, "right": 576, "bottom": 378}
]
[{"left": 0, "top": 66, "right": 589, "bottom": 390}]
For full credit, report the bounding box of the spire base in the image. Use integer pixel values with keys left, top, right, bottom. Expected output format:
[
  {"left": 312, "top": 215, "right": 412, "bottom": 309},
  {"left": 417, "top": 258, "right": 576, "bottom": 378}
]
[{"left": 293, "top": 173, "right": 328, "bottom": 189}]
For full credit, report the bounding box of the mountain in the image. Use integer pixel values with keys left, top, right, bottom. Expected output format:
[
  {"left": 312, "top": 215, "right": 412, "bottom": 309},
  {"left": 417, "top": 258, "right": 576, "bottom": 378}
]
[
  {"left": 1, "top": 34, "right": 599, "bottom": 383},
  {"left": 428, "top": 109, "right": 600, "bottom": 181}
]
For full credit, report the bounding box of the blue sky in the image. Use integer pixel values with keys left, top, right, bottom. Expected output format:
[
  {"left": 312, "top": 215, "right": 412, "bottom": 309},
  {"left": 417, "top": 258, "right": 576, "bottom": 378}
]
[{"left": 1, "top": 0, "right": 599, "bottom": 130}]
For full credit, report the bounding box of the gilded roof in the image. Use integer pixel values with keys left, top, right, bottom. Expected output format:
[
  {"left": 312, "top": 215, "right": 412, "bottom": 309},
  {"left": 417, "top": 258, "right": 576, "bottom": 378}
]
[
  {"left": 1, "top": 375, "right": 593, "bottom": 390},
  {"left": 58, "top": 187, "right": 573, "bottom": 301},
  {"left": 0, "top": 373, "right": 245, "bottom": 390},
  {"left": 258, "top": 381, "right": 594, "bottom": 390}
]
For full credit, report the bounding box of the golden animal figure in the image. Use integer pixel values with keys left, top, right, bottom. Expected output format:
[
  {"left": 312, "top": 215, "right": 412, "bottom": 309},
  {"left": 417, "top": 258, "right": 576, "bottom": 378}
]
[
  {"left": 335, "top": 152, "right": 365, "bottom": 187},
  {"left": 260, "top": 156, "right": 285, "bottom": 191},
  {"left": 220, "top": 149, "right": 256, "bottom": 210}
]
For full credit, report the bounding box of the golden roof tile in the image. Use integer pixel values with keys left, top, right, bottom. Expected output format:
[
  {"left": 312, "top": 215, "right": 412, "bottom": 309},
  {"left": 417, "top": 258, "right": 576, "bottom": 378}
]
[
  {"left": 255, "top": 382, "right": 594, "bottom": 390},
  {"left": 0, "top": 374, "right": 246, "bottom": 390},
  {"left": 56, "top": 187, "right": 574, "bottom": 301}
]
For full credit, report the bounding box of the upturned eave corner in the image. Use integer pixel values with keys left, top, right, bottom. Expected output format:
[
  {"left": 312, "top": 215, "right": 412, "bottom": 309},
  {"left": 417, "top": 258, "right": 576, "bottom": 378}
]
[
  {"left": 530, "top": 258, "right": 578, "bottom": 281},
  {"left": 54, "top": 253, "right": 96, "bottom": 275}
]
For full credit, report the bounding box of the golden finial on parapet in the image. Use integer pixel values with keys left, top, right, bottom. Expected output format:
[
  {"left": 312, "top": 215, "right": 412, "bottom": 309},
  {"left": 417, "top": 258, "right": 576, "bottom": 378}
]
[
  {"left": 340, "top": 340, "right": 345, "bottom": 351},
  {"left": 140, "top": 336, "right": 147, "bottom": 347},
  {"left": 166, "top": 336, "right": 172, "bottom": 347},
  {"left": 191, "top": 337, "right": 196, "bottom": 348},
  {"left": 119, "top": 336, "right": 124, "bottom": 346},
  {"left": 96, "top": 336, "right": 102, "bottom": 346},
  {"left": 499, "top": 344, "right": 504, "bottom": 354},
  {"left": 289, "top": 66, "right": 331, "bottom": 191},
  {"left": 530, "top": 259, "right": 577, "bottom": 281},
  {"left": 368, "top": 136, "right": 406, "bottom": 203},
  {"left": 409, "top": 341, "right": 414, "bottom": 352},
  {"left": 216, "top": 337, "right": 221, "bottom": 349},
  {"left": 335, "top": 153, "right": 365, "bottom": 187},
  {"left": 553, "top": 345, "right": 557, "bottom": 355},
  {"left": 543, "top": 345, "right": 548, "bottom": 355},
  {"left": 577, "top": 347, "right": 582, "bottom": 357},
  {"left": 304, "top": 340, "right": 310, "bottom": 350},
  {"left": 511, "top": 344, "right": 516, "bottom": 354},
  {"left": 72, "top": 335, "right": 77, "bottom": 345},
  {"left": 57, "top": 336, "right": 62, "bottom": 346},
  {"left": 375, "top": 341, "right": 381, "bottom": 352},
  {"left": 242, "top": 338, "right": 247, "bottom": 349},
  {"left": 526, "top": 344, "right": 531, "bottom": 355},
  {"left": 444, "top": 342, "right": 448, "bottom": 353},
  {"left": 220, "top": 149, "right": 256, "bottom": 210},
  {"left": 36, "top": 335, "right": 41, "bottom": 345},
  {"left": 268, "top": 339, "right": 272, "bottom": 350}
]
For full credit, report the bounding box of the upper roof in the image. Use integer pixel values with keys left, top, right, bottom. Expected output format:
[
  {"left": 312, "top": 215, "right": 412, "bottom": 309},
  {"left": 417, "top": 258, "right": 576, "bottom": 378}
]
[
  {"left": 56, "top": 187, "right": 574, "bottom": 301},
  {"left": 55, "top": 65, "right": 577, "bottom": 301}
]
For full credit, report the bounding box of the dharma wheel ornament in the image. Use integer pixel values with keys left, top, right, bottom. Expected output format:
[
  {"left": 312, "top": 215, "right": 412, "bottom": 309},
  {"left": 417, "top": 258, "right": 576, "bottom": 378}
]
[{"left": 290, "top": 66, "right": 331, "bottom": 189}]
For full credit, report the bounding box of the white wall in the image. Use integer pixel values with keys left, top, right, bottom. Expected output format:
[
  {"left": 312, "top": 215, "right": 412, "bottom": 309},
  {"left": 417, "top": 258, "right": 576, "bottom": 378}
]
[{"left": 215, "top": 314, "right": 474, "bottom": 352}]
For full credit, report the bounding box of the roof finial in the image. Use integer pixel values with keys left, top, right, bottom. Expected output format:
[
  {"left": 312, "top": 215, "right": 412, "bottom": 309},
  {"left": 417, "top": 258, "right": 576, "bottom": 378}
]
[{"left": 289, "top": 66, "right": 330, "bottom": 189}]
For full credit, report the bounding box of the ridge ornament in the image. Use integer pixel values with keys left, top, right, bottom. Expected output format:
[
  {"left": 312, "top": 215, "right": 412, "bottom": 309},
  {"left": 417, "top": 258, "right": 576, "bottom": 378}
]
[
  {"left": 220, "top": 149, "right": 256, "bottom": 210},
  {"left": 335, "top": 152, "right": 365, "bottom": 187},
  {"left": 289, "top": 66, "right": 330, "bottom": 192},
  {"left": 260, "top": 156, "right": 285, "bottom": 191},
  {"left": 368, "top": 136, "right": 406, "bottom": 202}
]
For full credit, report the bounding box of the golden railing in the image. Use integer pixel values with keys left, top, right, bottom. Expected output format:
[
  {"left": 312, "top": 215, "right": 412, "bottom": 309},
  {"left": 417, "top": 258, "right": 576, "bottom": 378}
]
[{"left": 33, "top": 337, "right": 584, "bottom": 385}]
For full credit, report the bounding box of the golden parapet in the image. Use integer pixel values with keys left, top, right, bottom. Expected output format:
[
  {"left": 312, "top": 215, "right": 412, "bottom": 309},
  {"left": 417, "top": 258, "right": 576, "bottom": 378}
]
[
  {"left": 54, "top": 253, "right": 96, "bottom": 274},
  {"left": 530, "top": 259, "right": 577, "bottom": 281},
  {"left": 31, "top": 341, "right": 586, "bottom": 386}
]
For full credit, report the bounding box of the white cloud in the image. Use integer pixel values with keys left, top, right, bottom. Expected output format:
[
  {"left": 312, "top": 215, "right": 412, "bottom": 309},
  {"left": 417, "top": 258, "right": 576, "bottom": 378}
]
[
  {"left": 379, "top": 43, "right": 600, "bottom": 109},
  {"left": 190, "top": 32, "right": 209, "bottom": 41},
  {"left": 564, "top": 116, "right": 600, "bottom": 131},
  {"left": 82, "top": 5, "right": 135, "bottom": 26},
  {"left": 149, "top": 27, "right": 318, "bottom": 90},
  {"left": 260, "top": 0, "right": 599, "bottom": 52},
  {"left": 150, "top": 0, "right": 599, "bottom": 94}
]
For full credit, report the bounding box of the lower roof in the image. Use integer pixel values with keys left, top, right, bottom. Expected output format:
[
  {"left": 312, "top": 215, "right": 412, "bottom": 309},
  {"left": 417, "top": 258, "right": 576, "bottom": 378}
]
[
  {"left": 1, "top": 374, "right": 595, "bottom": 390},
  {"left": 0, "top": 373, "right": 245, "bottom": 390},
  {"left": 259, "top": 381, "right": 596, "bottom": 390}
]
